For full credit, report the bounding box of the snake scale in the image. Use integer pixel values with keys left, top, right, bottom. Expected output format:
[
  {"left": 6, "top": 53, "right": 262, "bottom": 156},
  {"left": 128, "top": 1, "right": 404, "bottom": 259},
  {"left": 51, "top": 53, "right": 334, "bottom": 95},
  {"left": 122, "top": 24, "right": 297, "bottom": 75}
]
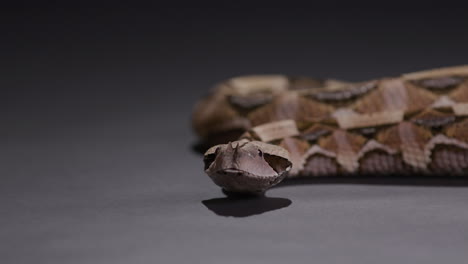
[{"left": 192, "top": 65, "right": 468, "bottom": 193}]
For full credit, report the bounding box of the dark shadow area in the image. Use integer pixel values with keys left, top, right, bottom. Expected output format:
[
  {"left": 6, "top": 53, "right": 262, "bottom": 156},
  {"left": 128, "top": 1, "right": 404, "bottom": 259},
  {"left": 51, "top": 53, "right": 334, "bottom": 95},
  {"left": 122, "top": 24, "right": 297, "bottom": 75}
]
[
  {"left": 276, "top": 175, "right": 468, "bottom": 188},
  {"left": 202, "top": 193, "right": 292, "bottom": 217},
  {"left": 201, "top": 176, "right": 468, "bottom": 218}
]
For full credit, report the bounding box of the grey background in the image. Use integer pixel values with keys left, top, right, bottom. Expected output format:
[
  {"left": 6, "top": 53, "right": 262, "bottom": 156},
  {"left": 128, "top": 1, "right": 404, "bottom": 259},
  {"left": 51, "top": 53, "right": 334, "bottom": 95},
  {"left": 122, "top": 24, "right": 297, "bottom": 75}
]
[{"left": 2, "top": 4, "right": 468, "bottom": 264}]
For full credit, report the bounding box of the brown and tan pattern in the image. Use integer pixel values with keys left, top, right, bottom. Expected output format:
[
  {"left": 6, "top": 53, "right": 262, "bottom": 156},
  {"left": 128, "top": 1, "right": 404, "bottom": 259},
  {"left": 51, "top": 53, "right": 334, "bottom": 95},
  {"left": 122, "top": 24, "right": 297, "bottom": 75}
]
[{"left": 193, "top": 65, "right": 468, "bottom": 193}]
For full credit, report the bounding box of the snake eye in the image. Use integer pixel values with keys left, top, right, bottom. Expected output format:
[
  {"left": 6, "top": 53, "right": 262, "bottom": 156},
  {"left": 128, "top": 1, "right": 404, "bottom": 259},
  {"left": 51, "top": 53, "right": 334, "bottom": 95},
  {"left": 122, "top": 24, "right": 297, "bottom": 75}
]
[
  {"left": 258, "top": 149, "right": 263, "bottom": 157},
  {"left": 203, "top": 147, "right": 219, "bottom": 170}
]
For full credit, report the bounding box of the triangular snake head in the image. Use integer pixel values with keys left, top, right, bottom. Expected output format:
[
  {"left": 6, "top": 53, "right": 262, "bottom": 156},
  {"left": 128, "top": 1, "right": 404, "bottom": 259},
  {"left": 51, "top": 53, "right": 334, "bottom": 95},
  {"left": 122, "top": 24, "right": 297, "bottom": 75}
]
[{"left": 204, "top": 139, "right": 292, "bottom": 194}]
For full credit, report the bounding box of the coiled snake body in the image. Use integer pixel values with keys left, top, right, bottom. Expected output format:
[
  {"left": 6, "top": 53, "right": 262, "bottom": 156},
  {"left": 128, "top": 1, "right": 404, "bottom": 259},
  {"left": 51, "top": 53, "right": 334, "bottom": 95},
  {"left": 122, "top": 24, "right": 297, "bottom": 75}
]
[{"left": 192, "top": 65, "right": 468, "bottom": 193}]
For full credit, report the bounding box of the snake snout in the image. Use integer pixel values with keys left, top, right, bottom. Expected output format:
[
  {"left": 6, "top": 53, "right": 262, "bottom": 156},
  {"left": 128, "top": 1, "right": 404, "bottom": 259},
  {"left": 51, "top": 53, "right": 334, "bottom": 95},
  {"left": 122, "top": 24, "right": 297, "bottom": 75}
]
[{"left": 203, "top": 140, "right": 292, "bottom": 193}]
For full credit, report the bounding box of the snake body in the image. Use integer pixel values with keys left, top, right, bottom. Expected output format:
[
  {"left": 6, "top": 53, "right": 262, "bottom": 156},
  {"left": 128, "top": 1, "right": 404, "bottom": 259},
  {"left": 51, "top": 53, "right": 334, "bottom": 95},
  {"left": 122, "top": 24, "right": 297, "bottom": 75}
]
[{"left": 193, "top": 65, "right": 468, "bottom": 193}]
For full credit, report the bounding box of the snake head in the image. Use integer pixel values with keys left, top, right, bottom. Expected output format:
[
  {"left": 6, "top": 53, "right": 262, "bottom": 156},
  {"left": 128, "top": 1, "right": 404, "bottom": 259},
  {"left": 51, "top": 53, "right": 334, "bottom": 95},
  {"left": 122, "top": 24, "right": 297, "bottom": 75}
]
[{"left": 203, "top": 139, "right": 292, "bottom": 194}]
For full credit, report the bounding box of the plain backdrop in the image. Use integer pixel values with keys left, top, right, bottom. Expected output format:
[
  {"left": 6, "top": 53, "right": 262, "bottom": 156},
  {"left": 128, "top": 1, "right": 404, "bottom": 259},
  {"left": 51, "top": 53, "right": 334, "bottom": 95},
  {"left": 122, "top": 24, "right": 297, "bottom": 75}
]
[{"left": 2, "top": 4, "right": 468, "bottom": 264}]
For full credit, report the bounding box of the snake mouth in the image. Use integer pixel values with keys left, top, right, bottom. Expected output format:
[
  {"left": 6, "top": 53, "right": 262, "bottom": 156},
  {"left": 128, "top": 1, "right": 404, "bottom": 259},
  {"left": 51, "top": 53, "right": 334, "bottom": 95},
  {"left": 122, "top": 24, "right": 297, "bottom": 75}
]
[
  {"left": 212, "top": 168, "right": 285, "bottom": 194},
  {"left": 216, "top": 168, "right": 268, "bottom": 178},
  {"left": 221, "top": 168, "right": 242, "bottom": 174}
]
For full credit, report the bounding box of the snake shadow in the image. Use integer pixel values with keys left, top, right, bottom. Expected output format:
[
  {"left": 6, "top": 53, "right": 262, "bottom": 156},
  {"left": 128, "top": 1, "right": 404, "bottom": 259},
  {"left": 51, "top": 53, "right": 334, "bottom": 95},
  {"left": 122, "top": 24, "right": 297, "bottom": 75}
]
[
  {"left": 202, "top": 191, "right": 291, "bottom": 217},
  {"left": 202, "top": 175, "right": 468, "bottom": 217}
]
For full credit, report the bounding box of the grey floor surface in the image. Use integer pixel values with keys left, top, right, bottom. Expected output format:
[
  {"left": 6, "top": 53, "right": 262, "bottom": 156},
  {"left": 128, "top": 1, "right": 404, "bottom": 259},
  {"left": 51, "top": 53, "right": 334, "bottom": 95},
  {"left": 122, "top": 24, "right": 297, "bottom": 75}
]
[{"left": 2, "top": 6, "right": 468, "bottom": 264}]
